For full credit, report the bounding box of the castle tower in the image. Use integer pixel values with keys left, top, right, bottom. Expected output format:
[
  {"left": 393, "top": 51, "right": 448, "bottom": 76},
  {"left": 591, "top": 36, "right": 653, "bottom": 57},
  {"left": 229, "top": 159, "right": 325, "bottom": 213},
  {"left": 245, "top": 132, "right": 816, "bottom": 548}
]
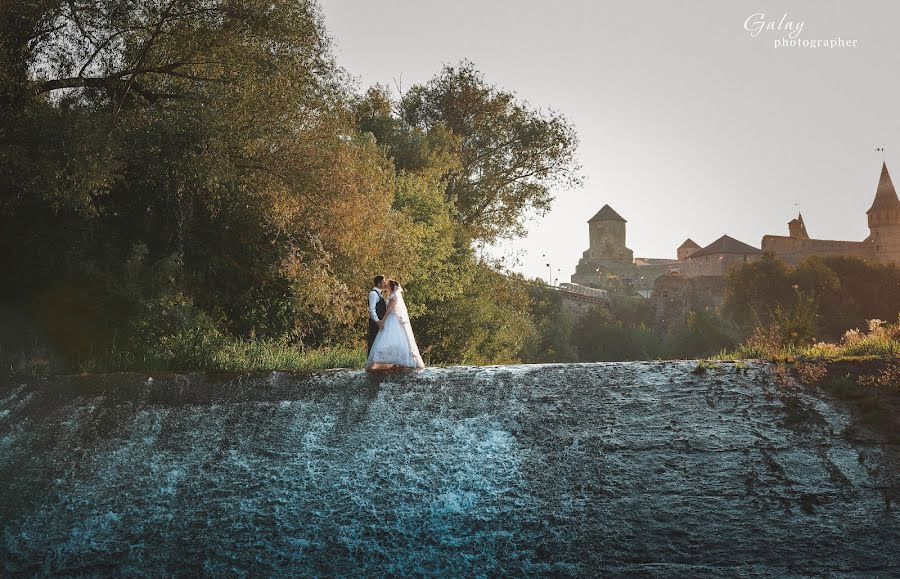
[
  {"left": 788, "top": 213, "right": 810, "bottom": 239},
  {"left": 586, "top": 204, "right": 633, "bottom": 263},
  {"left": 866, "top": 162, "right": 900, "bottom": 264},
  {"left": 677, "top": 238, "right": 701, "bottom": 261}
]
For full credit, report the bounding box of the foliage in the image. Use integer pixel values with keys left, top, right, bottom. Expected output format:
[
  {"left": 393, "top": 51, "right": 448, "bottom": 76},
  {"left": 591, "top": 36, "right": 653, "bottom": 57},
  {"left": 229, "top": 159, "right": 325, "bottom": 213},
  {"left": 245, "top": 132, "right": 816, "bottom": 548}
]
[
  {"left": 518, "top": 281, "right": 577, "bottom": 363},
  {"left": 609, "top": 297, "right": 655, "bottom": 328},
  {"left": 414, "top": 263, "right": 536, "bottom": 366},
  {"left": 0, "top": 1, "right": 583, "bottom": 372},
  {"left": 399, "top": 61, "right": 581, "bottom": 241},
  {"left": 723, "top": 253, "right": 795, "bottom": 328},
  {"left": 665, "top": 308, "right": 741, "bottom": 359},
  {"left": 730, "top": 316, "right": 900, "bottom": 361},
  {"left": 724, "top": 254, "right": 900, "bottom": 342},
  {"left": 570, "top": 307, "right": 663, "bottom": 362}
]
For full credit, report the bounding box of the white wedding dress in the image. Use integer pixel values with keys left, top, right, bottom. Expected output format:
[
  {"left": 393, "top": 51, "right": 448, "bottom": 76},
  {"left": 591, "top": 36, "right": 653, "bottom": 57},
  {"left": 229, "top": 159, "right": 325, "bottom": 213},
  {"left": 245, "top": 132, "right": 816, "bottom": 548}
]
[{"left": 366, "top": 287, "right": 425, "bottom": 371}]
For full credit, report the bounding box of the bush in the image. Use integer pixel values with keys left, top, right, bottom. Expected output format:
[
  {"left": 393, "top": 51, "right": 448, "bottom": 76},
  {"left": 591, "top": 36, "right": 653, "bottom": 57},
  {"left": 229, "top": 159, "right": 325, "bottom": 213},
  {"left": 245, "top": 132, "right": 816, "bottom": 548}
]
[
  {"left": 731, "top": 316, "right": 900, "bottom": 362},
  {"left": 571, "top": 307, "right": 663, "bottom": 362},
  {"left": 665, "top": 308, "right": 741, "bottom": 359}
]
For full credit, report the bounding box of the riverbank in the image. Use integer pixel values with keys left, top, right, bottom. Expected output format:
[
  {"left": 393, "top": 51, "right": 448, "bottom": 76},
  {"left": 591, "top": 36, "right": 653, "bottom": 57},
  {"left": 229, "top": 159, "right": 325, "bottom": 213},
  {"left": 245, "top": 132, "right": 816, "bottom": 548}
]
[
  {"left": 787, "top": 358, "right": 900, "bottom": 445},
  {"left": 712, "top": 318, "right": 900, "bottom": 444}
]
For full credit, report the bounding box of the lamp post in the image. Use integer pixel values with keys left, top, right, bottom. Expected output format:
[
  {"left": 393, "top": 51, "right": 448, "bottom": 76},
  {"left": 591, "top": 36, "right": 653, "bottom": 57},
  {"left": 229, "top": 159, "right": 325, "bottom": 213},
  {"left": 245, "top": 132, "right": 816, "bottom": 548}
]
[{"left": 542, "top": 254, "right": 552, "bottom": 286}]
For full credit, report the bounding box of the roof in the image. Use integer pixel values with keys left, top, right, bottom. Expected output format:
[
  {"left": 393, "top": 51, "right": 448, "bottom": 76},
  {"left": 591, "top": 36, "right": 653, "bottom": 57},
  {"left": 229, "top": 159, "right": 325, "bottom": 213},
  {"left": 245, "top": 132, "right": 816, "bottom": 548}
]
[
  {"left": 588, "top": 204, "right": 626, "bottom": 222},
  {"left": 687, "top": 235, "right": 761, "bottom": 259},
  {"left": 867, "top": 162, "right": 900, "bottom": 214},
  {"left": 678, "top": 238, "right": 701, "bottom": 249}
]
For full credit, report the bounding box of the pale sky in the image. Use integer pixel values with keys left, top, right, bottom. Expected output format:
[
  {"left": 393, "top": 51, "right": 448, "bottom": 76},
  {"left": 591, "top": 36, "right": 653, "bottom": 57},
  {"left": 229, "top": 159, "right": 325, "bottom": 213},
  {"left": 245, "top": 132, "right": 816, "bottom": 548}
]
[{"left": 320, "top": 0, "right": 900, "bottom": 282}]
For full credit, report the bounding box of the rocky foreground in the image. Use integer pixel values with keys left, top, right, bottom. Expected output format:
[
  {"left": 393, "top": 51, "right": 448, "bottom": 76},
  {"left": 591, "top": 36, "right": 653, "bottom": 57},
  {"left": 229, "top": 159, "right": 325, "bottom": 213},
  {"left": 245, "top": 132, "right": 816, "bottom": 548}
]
[{"left": 1, "top": 362, "right": 898, "bottom": 576}]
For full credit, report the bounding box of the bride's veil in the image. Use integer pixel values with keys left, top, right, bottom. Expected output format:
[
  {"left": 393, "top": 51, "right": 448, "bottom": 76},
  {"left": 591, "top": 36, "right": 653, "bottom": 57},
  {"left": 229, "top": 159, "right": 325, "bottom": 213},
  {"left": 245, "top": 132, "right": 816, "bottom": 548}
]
[{"left": 393, "top": 285, "right": 410, "bottom": 323}]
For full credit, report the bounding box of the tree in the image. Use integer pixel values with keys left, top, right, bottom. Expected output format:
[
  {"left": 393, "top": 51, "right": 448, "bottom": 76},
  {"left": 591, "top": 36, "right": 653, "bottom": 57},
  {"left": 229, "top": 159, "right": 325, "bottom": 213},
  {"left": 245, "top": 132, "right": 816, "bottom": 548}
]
[
  {"left": 570, "top": 307, "right": 663, "bottom": 362},
  {"left": 0, "top": 3, "right": 584, "bottom": 370},
  {"left": 400, "top": 61, "right": 581, "bottom": 241},
  {"left": 518, "top": 281, "right": 576, "bottom": 363},
  {"left": 414, "top": 264, "right": 535, "bottom": 366},
  {"left": 723, "top": 253, "right": 794, "bottom": 328}
]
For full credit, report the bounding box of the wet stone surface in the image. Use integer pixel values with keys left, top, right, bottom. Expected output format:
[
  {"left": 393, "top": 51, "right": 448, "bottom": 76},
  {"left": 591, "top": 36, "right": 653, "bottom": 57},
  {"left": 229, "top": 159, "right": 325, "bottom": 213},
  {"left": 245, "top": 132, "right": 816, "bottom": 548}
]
[{"left": 1, "top": 362, "right": 898, "bottom": 576}]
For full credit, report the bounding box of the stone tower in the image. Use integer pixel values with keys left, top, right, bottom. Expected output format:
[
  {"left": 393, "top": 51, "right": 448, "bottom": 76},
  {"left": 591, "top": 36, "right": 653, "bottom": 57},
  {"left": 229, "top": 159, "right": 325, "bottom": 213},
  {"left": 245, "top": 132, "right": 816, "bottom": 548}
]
[
  {"left": 677, "top": 238, "right": 701, "bottom": 261},
  {"left": 788, "top": 213, "right": 810, "bottom": 239},
  {"left": 586, "top": 205, "right": 633, "bottom": 263},
  {"left": 866, "top": 162, "right": 900, "bottom": 265}
]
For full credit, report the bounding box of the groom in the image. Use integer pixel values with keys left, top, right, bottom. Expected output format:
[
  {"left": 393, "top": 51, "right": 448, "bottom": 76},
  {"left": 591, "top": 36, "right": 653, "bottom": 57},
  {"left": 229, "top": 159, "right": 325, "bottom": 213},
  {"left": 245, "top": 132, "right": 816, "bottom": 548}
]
[{"left": 367, "top": 275, "right": 388, "bottom": 353}]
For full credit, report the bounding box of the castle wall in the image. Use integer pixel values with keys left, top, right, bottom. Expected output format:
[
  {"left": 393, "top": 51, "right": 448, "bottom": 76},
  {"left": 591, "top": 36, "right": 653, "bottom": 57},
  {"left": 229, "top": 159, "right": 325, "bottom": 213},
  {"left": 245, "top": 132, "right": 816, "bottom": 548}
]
[
  {"left": 674, "top": 254, "right": 761, "bottom": 278},
  {"left": 650, "top": 275, "right": 725, "bottom": 336},
  {"left": 677, "top": 246, "right": 699, "bottom": 261},
  {"left": 571, "top": 260, "right": 674, "bottom": 295},
  {"left": 558, "top": 291, "right": 609, "bottom": 320},
  {"left": 761, "top": 235, "right": 873, "bottom": 265}
]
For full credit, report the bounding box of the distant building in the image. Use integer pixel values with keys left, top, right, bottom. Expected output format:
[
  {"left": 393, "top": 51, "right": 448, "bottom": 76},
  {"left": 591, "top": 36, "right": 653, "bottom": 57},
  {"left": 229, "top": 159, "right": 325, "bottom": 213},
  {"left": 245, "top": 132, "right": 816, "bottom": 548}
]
[
  {"left": 677, "top": 238, "right": 701, "bottom": 261},
  {"left": 761, "top": 162, "right": 900, "bottom": 265},
  {"left": 677, "top": 234, "right": 762, "bottom": 277},
  {"left": 557, "top": 283, "right": 610, "bottom": 318},
  {"left": 570, "top": 204, "right": 676, "bottom": 295},
  {"left": 867, "top": 162, "right": 900, "bottom": 265},
  {"left": 650, "top": 275, "right": 725, "bottom": 336},
  {"left": 571, "top": 161, "right": 900, "bottom": 330}
]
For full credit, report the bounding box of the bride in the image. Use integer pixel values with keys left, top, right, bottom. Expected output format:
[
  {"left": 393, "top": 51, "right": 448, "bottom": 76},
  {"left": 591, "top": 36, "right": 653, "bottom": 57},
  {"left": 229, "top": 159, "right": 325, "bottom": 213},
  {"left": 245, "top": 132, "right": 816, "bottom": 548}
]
[{"left": 366, "top": 280, "right": 425, "bottom": 371}]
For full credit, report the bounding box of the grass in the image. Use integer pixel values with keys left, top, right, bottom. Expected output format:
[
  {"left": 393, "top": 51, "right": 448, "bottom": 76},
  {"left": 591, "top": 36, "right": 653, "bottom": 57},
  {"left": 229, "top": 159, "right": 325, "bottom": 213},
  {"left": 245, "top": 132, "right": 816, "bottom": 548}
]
[
  {"left": 209, "top": 341, "right": 368, "bottom": 372},
  {"left": 4, "top": 340, "right": 368, "bottom": 376},
  {"left": 723, "top": 318, "right": 900, "bottom": 363}
]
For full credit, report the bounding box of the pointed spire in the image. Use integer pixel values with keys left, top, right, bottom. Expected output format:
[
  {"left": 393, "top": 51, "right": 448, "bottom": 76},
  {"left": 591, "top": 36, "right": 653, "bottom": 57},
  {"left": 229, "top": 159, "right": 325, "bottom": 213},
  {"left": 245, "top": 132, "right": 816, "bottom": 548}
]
[
  {"left": 867, "top": 162, "right": 900, "bottom": 214},
  {"left": 788, "top": 213, "right": 809, "bottom": 239}
]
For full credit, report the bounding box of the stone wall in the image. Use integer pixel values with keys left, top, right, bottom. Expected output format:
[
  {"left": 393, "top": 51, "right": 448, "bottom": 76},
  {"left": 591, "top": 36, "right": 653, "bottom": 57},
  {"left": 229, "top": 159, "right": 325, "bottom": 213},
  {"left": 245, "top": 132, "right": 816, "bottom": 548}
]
[
  {"left": 558, "top": 289, "right": 609, "bottom": 320},
  {"left": 650, "top": 274, "right": 726, "bottom": 336},
  {"left": 571, "top": 260, "right": 676, "bottom": 296},
  {"left": 761, "top": 235, "right": 873, "bottom": 266}
]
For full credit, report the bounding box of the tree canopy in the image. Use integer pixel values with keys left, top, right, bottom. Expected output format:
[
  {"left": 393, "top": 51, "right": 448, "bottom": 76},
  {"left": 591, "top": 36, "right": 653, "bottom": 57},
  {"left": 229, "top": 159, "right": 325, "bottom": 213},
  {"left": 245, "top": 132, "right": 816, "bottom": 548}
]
[{"left": 0, "top": 0, "right": 582, "bottom": 371}]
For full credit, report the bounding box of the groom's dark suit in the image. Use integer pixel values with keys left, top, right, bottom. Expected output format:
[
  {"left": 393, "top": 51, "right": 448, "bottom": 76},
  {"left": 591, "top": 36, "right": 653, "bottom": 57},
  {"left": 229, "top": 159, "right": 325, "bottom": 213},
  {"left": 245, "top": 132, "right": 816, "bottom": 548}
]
[{"left": 367, "top": 288, "right": 386, "bottom": 353}]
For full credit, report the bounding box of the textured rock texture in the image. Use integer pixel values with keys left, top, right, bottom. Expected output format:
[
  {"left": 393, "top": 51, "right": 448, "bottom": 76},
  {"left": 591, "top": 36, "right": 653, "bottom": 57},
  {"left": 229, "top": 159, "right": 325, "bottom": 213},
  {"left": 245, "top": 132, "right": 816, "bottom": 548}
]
[{"left": 1, "top": 362, "right": 898, "bottom": 576}]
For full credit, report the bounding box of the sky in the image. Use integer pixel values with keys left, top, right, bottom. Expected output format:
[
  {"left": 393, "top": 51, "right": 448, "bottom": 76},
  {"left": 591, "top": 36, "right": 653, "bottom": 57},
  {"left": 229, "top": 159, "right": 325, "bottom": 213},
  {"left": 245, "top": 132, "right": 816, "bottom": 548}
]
[{"left": 319, "top": 0, "right": 900, "bottom": 282}]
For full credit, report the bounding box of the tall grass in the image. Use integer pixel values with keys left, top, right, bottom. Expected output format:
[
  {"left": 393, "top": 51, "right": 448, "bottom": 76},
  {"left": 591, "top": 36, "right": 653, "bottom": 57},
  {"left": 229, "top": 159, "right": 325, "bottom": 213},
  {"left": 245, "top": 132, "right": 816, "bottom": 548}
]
[
  {"left": 4, "top": 339, "right": 368, "bottom": 376},
  {"left": 210, "top": 341, "right": 368, "bottom": 372},
  {"left": 727, "top": 318, "right": 900, "bottom": 361}
]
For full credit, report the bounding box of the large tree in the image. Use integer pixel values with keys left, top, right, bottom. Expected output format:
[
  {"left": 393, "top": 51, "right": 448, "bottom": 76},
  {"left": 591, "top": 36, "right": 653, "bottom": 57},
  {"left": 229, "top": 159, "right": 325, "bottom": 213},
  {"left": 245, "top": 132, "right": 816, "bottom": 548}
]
[
  {"left": 0, "top": 0, "right": 425, "bottom": 362},
  {"left": 400, "top": 61, "right": 581, "bottom": 241}
]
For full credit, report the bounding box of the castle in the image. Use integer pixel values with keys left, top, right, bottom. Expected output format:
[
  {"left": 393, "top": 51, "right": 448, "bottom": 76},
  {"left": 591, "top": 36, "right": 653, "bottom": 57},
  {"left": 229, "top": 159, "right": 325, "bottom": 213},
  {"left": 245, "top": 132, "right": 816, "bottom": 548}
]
[
  {"left": 760, "top": 162, "right": 900, "bottom": 265},
  {"left": 569, "top": 162, "right": 900, "bottom": 329},
  {"left": 570, "top": 205, "right": 677, "bottom": 297}
]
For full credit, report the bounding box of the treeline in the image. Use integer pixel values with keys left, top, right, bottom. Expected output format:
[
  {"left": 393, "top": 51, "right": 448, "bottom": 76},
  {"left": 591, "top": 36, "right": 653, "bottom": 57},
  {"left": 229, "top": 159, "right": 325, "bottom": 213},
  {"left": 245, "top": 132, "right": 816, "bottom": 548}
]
[
  {"left": 551, "top": 254, "right": 900, "bottom": 363},
  {"left": 0, "top": 0, "right": 580, "bottom": 372},
  {"left": 723, "top": 254, "right": 900, "bottom": 354}
]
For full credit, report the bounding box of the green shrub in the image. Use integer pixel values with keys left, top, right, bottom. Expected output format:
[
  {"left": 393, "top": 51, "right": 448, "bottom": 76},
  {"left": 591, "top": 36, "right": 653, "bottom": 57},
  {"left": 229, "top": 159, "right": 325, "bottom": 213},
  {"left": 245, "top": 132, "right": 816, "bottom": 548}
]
[{"left": 571, "top": 307, "right": 664, "bottom": 362}]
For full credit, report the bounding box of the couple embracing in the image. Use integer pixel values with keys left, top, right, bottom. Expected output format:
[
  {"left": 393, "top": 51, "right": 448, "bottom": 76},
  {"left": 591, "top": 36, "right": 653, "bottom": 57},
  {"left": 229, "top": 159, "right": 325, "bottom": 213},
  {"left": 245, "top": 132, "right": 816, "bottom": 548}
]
[{"left": 366, "top": 275, "right": 425, "bottom": 372}]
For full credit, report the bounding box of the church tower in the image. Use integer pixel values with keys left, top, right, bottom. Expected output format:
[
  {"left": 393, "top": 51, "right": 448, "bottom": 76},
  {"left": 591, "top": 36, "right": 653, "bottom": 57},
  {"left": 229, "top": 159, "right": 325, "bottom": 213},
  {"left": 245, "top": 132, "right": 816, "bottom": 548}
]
[
  {"left": 866, "top": 162, "right": 900, "bottom": 264},
  {"left": 586, "top": 204, "right": 633, "bottom": 263}
]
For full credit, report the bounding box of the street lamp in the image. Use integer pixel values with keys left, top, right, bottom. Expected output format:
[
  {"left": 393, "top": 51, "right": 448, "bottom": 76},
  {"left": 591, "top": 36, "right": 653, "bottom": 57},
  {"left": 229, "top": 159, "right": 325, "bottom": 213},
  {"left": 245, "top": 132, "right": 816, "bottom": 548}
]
[{"left": 542, "top": 254, "right": 552, "bottom": 286}]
